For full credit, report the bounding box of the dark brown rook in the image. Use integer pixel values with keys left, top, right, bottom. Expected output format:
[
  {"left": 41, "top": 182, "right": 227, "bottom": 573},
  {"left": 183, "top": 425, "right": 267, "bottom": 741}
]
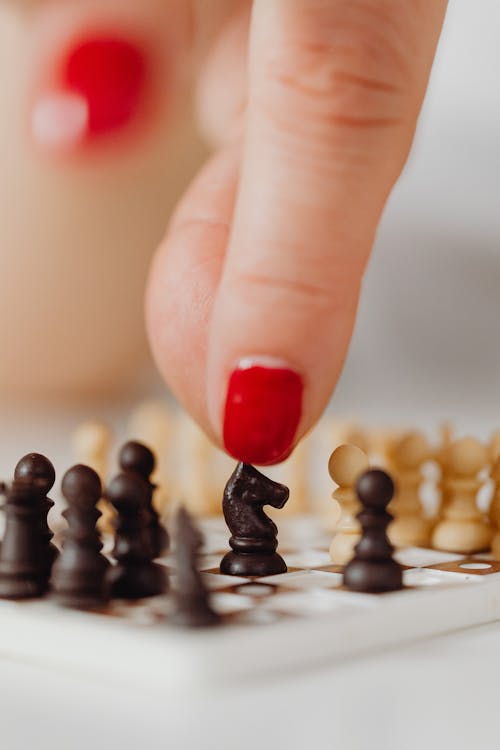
[
  {"left": 14, "top": 453, "right": 58, "bottom": 577},
  {"left": 51, "top": 464, "right": 110, "bottom": 610},
  {"left": 0, "top": 479, "right": 48, "bottom": 599},
  {"left": 118, "top": 440, "right": 169, "bottom": 558},
  {"left": 220, "top": 463, "right": 289, "bottom": 577},
  {"left": 170, "top": 507, "right": 220, "bottom": 628},
  {"left": 105, "top": 471, "right": 167, "bottom": 599},
  {"left": 343, "top": 469, "right": 403, "bottom": 593}
]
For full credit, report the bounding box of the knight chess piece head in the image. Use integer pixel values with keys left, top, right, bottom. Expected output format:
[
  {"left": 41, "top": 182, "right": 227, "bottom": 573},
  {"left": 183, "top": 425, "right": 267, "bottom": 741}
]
[{"left": 220, "top": 463, "right": 289, "bottom": 577}]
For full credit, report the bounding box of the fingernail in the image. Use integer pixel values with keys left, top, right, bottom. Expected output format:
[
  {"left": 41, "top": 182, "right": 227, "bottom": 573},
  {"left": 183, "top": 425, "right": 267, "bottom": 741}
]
[
  {"left": 33, "top": 36, "right": 149, "bottom": 147},
  {"left": 223, "top": 361, "right": 303, "bottom": 465}
]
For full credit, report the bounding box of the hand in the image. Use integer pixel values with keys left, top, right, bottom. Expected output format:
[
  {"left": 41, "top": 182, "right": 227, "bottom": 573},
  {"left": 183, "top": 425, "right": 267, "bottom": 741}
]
[
  {"left": 27, "top": 1, "right": 447, "bottom": 461},
  {"left": 148, "top": 1, "right": 448, "bottom": 465}
]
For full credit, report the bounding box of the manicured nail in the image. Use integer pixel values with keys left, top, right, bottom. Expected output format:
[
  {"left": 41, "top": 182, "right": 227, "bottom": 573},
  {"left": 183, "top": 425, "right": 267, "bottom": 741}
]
[
  {"left": 33, "top": 36, "right": 149, "bottom": 147},
  {"left": 223, "top": 361, "right": 303, "bottom": 466}
]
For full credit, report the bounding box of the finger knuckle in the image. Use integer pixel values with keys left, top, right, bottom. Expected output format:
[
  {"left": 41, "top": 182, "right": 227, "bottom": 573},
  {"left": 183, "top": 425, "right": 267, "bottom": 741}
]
[
  {"left": 259, "top": 7, "right": 412, "bottom": 139},
  {"left": 229, "top": 266, "right": 355, "bottom": 321}
]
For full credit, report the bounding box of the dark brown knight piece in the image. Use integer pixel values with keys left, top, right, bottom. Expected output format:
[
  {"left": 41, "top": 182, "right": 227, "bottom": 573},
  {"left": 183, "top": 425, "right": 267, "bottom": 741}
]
[{"left": 220, "top": 463, "right": 289, "bottom": 577}]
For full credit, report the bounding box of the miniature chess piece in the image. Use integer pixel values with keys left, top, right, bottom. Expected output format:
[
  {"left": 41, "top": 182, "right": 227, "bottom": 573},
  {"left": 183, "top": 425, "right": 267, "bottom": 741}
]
[
  {"left": 490, "top": 430, "right": 500, "bottom": 464},
  {"left": 72, "top": 421, "right": 112, "bottom": 481},
  {"left": 72, "top": 420, "right": 114, "bottom": 532},
  {"left": 431, "top": 437, "right": 492, "bottom": 553},
  {"left": 106, "top": 472, "right": 167, "bottom": 599},
  {"left": 282, "top": 436, "right": 312, "bottom": 515},
  {"left": 51, "top": 465, "right": 110, "bottom": 609},
  {"left": 14, "top": 453, "right": 58, "bottom": 577},
  {"left": 220, "top": 463, "right": 289, "bottom": 577},
  {"left": 386, "top": 432, "right": 432, "bottom": 548},
  {"left": 343, "top": 469, "right": 403, "bottom": 593},
  {"left": 489, "top": 457, "right": 500, "bottom": 559},
  {"left": 128, "top": 399, "right": 173, "bottom": 515},
  {"left": 268, "top": 436, "right": 313, "bottom": 521},
  {"left": 322, "top": 417, "right": 371, "bottom": 456},
  {"left": 175, "top": 413, "right": 219, "bottom": 516},
  {"left": 328, "top": 444, "right": 370, "bottom": 564},
  {"left": 0, "top": 478, "right": 48, "bottom": 599},
  {"left": 434, "top": 421, "right": 454, "bottom": 514},
  {"left": 170, "top": 507, "right": 220, "bottom": 628},
  {"left": 118, "top": 441, "right": 169, "bottom": 558}
]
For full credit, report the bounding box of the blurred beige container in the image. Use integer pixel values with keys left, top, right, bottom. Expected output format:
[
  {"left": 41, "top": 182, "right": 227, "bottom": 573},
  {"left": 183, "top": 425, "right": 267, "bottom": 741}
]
[{"left": 0, "top": 3, "right": 205, "bottom": 402}]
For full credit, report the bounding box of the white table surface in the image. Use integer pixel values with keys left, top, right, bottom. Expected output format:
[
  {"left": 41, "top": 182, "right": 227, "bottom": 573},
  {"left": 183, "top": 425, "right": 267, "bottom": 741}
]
[
  {"left": 0, "top": 622, "right": 498, "bottom": 750},
  {"left": 1, "top": 1, "right": 500, "bottom": 748}
]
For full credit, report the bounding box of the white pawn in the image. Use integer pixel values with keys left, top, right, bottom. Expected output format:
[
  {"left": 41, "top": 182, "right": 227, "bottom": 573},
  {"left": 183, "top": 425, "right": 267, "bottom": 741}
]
[
  {"left": 271, "top": 435, "right": 313, "bottom": 517},
  {"left": 489, "top": 457, "right": 500, "bottom": 559},
  {"left": 386, "top": 432, "right": 432, "bottom": 548},
  {"left": 72, "top": 420, "right": 112, "bottom": 481},
  {"left": 490, "top": 430, "right": 500, "bottom": 464},
  {"left": 174, "top": 413, "right": 219, "bottom": 517},
  {"left": 72, "top": 420, "right": 113, "bottom": 531},
  {"left": 435, "top": 422, "right": 454, "bottom": 514},
  {"left": 431, "top": 437, "right": 492, "bottom": 554},
  {"left": 328, "top": 444, "right": 370, "bottom": 565},
  {"left": 128, "top": 399, "right": 174, "bottom": 516}
]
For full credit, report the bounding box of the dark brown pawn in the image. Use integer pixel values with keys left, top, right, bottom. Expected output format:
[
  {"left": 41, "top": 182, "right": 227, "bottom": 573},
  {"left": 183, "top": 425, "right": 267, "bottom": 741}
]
[
  {"left": 0, "top": 478, "right": 48, "bottom": 599},
  {"left": 106, "top": 472, "right": 167, "bottom": 599},
  {"left": 118, "top": 441, "right": 169, "bottom": 558},
  {"left": 343, "top": 469, "right": 403, "bottom": 593},
  {"left": 170, "top": 507, "right": 220, "bottom": 628},
  {"left": 220, "top": 463, "right": 289, "bottom": 577},
  {"left": 51, "top": 465, "right": 110, "bottom": 610},
  {"left": 14, "top": 453, "right": 58, "bottom": 577}
]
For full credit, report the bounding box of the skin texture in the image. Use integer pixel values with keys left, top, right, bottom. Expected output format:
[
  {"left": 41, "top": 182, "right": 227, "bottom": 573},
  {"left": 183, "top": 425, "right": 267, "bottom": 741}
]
[{"left": 24, "top": 1, "right": 448, "bottom": 453}]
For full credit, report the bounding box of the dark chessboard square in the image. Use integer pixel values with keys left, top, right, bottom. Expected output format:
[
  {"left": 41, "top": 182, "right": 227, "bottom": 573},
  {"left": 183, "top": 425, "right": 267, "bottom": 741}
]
[
  {"left": 428, "top": 558, "right": 500, "bottom": 576},
  {"left": 312, "top": 563, "right": 344, "bottom": 574}
]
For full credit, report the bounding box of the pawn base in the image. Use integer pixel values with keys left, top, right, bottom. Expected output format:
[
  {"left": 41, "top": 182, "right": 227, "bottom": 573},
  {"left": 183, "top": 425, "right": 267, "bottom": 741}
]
[
  {"left": 431, "top": 520, "right": 492, "bottom": 554},
  {"left": 389, "top": 517, "right": 431, "bottom": 549},
  {"left": 220, "top": 551, "right": 287, "bottom": 578},
  {"left": 0, "top": 576, "right": 47, "bottom": 600},
  {"left": 107, "top": 562, "right": 167, "bottom": 599},
  {"left": 343, "top": 559, "right": 403, "bottom": 593},
  {"left": 52, "top": 590, "right": 109, "bottom": 611}
]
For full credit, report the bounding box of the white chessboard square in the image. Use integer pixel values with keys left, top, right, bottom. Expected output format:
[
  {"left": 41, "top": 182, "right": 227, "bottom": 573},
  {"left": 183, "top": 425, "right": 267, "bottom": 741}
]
[
  {"left": 198, "top": 555, "right": 225, "bottom": 571},
  {"left": 265, "top": 570, "right": 342, "bottom": 590},
  {"left": 201, "top": 573, "right": 249, "bottom": 590},
  {"left": 258, "top": 571, "right": 306, "bottom": 585},
  {"left": 211, "top": 592, "right": 254, "bottom": 614},
  {"left": 234, "top": 583, "right": 276, "bottom": 597},
  {"left": 284, "top": 550, "right": 332, "bottom": 568},
  {"left": 201, "top": 535, "right": 230, "bottom": 555},
  {"left": 403, "top": 568, "right": 479, "bottom": 587},
  {"left": 395, "top": 547, "right": 463, "bottom": 568}
]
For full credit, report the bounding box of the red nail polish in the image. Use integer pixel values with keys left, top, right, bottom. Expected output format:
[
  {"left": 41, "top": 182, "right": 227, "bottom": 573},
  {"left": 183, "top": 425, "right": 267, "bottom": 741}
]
[
  {"left": 60, "top": 36, "right": 148, "bottom": 138},
  {"left": 223, "top": 365, "right": 303, "bottom": 466}
]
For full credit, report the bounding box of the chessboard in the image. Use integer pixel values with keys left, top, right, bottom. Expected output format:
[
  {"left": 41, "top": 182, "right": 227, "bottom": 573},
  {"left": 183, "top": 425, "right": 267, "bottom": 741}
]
[{"left": 1, "top": 515, "right": 500, "bottom": 693}]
